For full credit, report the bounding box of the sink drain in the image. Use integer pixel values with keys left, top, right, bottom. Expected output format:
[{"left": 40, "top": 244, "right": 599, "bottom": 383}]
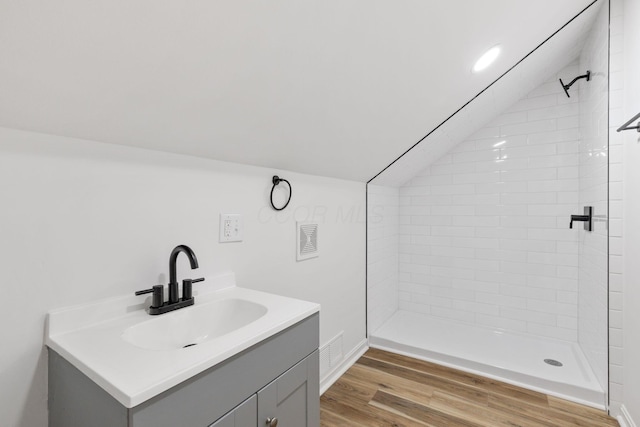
[
  {"left": 544, "top": 359, "right": 563, "bottom": 367},
  {"left": 183, "top": 343, "right": 198, "bottom": 348}
]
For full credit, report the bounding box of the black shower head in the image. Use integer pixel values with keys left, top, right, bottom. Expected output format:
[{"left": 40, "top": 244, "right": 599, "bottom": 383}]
[{"left": 559, "top": 70, "right": 591, "bottom": 98}]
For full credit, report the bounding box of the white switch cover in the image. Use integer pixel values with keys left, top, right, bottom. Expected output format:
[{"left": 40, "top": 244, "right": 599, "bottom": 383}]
[{"left": 219, "top": 214, "right": 243, "bottom": 242}]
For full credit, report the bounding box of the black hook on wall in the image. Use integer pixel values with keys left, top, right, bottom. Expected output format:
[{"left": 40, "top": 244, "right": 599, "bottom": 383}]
[
  {"left": 559, "top": 70, "right": 591, "bottom": 98},
  {"left": 270, "top": 175, "right": 292, "bottom": 211}
]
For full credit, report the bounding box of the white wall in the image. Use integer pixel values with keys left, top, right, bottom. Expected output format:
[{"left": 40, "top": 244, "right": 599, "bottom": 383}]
[
  {"left": 0, "top": 127, "right": 366, "bottom": 427},
  {"left": 366, "top": 185, "right": 399, "bottom": 334},
  {"left": 396, "top": 64, "right": 584, "bottom": 342},
  {"left": 577, "top": 1, "right": 610, "bottom": 394}
]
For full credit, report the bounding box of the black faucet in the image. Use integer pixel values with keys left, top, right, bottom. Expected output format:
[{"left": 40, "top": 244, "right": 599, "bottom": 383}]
[
  {"left": 168, "top": 245, "right": 199, "bottom": 304},
  {"left": 135, "top": 244, "right": 205, "bottom": 315}
]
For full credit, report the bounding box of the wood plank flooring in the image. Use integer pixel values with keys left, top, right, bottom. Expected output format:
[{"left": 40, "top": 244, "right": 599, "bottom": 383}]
[{"left": 320, "top": 348, "right": 619, "bottom": 427}]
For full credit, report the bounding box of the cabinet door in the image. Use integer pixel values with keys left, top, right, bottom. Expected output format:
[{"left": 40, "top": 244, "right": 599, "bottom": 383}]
[
  {"left": 209, "top": 395, "right": 257, "bottom": 427},
  {"left": 257, "top": 351, "right": 319, "bottom": 427}
]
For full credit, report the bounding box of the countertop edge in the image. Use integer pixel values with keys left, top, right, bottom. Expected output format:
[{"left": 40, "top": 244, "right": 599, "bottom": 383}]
[{"left": 46, "top": 284, "right": 320, "bottom": 408}]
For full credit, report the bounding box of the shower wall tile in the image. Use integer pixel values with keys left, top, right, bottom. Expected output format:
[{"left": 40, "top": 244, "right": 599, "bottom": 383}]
[
  {"left": 399, "top": 63, "right": 583, "bottom": 342},
  {"left": 367, "top": 185, "right": 399, "bottom": 335},
  {"left": 578, "top": 1, "right": 610, "bottom": 396}
]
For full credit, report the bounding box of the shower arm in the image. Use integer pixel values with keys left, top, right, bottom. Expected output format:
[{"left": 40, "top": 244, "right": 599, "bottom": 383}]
[{"left": 559, "top": 71, "right": 591, "bottom": 98}]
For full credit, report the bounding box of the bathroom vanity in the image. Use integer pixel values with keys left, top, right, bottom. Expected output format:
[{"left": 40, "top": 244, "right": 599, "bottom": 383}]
[{"left": 46, "top": 273, "right": 320, "bottom": 427}]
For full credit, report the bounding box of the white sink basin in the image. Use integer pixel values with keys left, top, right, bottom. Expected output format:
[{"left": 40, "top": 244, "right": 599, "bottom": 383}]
[
  {"left": 46, "top": 273, "right": 320, "bottom": 408},
  {"left": 122, "top": 298, "right": 268, "bottom": 351}
]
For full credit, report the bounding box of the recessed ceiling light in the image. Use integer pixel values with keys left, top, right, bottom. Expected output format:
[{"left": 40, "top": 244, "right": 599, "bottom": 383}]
[{"left": 473, "top": 45, "right": 501, "bottom": 73}]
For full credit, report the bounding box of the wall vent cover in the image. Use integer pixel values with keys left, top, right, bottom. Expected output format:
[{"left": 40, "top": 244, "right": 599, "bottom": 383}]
[
  {"left": 297, "top": 221, "right": 319, "bottom": 261},
  {"left": 319, "top": 331, "right": 343, "bottom": 380}
]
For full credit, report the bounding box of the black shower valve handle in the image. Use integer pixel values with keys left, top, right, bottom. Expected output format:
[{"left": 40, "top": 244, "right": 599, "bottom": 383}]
[
  {"left": 569, "top": 215, "right": 589, "bottom": 229},
  {"left": 569, "top": 206, "right": 593, "bottom": 231}
]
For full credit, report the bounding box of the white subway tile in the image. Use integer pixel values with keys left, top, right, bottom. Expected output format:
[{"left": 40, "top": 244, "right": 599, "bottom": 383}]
[
  {"left": 557, "top": 266, "right": 579, "bottom": 279},
  {"left": 557, "top": 115, "right": 580, "bottom": 130},
  {"left": 477, "top": 314, "right": 527, "bottom": 332},
  {"left": 476, "top": 158, "right": 529, "bottom": 172},
  {"left": 500, "top": 216, "right": 557, "bottom": 229},
  {"left": 502, "top": 192, "right": 557, "bottom": 205},
  {"left": 488, "top": 111, "right": 528, "bottom": 127},
  {"left": 527, "top": 323, "right": 576, "bottom": 342},
  {"left": 527, "top": 179, "right": 578, "bottom": 192},
  {"left": 557, "top": 315, "right": 578, "bottom": 330},
  {"left": 529, "top": 154, "right": 579, "bottom": 168},
  {"left": 431, "top": 306, "right": 475, "bottom": 323},
  {"left": 501, "top": 168, "right": 557, "bottom": 182},
  {"left": 430, "top": 226, "right": 476, "bottom": 237},
  {"left": 475, "top": 135, "right": 528, "bottom": 150},
  {"left": 501, "top": 307, "right": 556, "bottom": 325},
  {"left": 503, "top": 144, "right": 558, "bottom": 160},
  {"left": 475, "top": 248, "right": 526, "bottom": 262},
  {"left": 476, "top": 292, "right": 527, "bottom": 309},
  {"left": 411, "top": 195, "right": 452, "bottom": 205},
  {"left": 453, "top": 216, "right": 500, "bottom": 227},
  {"left": 470, "top": 126, "right": 501, "bottom": 140},
  {"left": 378, "top": 60, "right": 608, "bottom": 345},
  {"left": 475, "top": 182, "right": 528, "bottom": 194},
  {"left": 453, "top": 172, "right": 500, "bottom": 184},
  {"left": 528, "top": 128, "right": 580, "bottom": 145},
  {"left": 477, "top": 271, "right": 526, "bottom": 286},
  {"left": 476, "top": 227, "right": 528, "bottom": 240},
  {"left": 452, "top": 150, "right": 500, "bottom": 164},
  {"left": 431, "top": 184, "right": 476, "bottom": 195},
  {"left": 528, "top": 104, "right": 578, "bottom": 121},
  {"left": 431, "top": 205, "right": 475, "bottom": 216},
  {"left": 528, "top": 276, "right": 577, "bottom": 291},
  {"left": 557, "top": 166, "right": 579, "bottom": 179}
]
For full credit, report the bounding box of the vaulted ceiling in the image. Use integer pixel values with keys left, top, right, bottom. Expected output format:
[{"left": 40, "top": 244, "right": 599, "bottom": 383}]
[{"left": 0, "top": 0, "right": 596, "bottom": 181}]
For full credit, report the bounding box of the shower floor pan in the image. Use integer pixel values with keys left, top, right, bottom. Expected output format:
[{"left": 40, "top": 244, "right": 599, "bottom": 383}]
[{"left": 370, "top": 310, "right": 605, "bottom": 409}]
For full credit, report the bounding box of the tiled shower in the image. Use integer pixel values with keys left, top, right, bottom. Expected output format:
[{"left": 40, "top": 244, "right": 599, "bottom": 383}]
[{"left": 367, "top": 0, "right": 609, "bottom": 409}]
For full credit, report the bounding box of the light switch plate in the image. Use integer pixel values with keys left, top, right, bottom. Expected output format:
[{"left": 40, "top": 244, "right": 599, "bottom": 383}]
[{"left": 219, "top": 214, "right": 243, "bottom": 242}]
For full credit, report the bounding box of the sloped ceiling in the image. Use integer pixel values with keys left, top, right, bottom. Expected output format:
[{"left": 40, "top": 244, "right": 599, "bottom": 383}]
[
  {"left": 0, "top": 0, "right": 595, "bottom": 182},
  {"left": 370, "top": 2, "right": 600, "bottom": 187}
]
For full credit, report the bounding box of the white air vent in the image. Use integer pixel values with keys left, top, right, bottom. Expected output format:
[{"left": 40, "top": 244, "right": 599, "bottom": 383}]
[
  {"left": 319, "top": 332, "right": 343, "bottom": 380},
  {"left": 297, "top": 221, "right": 318, "bottom": 261}
]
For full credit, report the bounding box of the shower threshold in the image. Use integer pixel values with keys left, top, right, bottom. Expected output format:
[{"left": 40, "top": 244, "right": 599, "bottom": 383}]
[{"left": 369, "top": 310, "right": 605, "bottom": 409}]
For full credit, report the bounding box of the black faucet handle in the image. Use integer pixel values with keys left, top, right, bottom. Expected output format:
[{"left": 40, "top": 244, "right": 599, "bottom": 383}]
[
  {"left": 135, "top": 285, "right": 164, "bottom": 308},
  {"left": 182, "top": 278, "right": 205, "bottom": 300}
]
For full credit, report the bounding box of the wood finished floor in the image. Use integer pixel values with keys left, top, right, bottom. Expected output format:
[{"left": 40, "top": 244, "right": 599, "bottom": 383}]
[{"left": 320, "top": 348, "right": 619, "bottom": 427}]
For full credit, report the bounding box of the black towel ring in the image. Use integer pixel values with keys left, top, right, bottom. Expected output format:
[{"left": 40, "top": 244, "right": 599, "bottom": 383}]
[{"left": 270, "top": 175, "right": 292, "bottom": 211}]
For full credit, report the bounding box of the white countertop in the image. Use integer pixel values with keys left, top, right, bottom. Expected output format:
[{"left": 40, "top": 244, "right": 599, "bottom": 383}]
[{"left": 46, "top": 272, "right": 320, "bottom": 408}]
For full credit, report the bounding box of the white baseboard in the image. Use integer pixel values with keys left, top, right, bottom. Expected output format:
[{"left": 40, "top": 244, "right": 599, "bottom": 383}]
[
  {"left": 320, "top": 339, "right": 368, "bottom": 395},
  {"left": 617, "top": 405, "right": 637, "bottom": 427}
]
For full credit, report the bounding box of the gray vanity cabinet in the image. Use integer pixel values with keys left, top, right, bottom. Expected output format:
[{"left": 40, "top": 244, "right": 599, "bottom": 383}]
[
  {"left": 49, "top": 313, "right": 319, "bottom": 427},
  {"left": 258, "top": 349, "right": 319, "bottom": 427},
  {"left": 210, "top": 349, "right": 319, "bottom": 427}
]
